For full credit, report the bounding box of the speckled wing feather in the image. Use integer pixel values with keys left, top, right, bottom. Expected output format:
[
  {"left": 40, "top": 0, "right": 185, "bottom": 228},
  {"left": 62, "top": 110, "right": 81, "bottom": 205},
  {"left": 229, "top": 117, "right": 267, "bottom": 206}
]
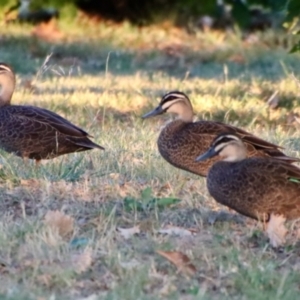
[
  {"left": 207, "top": 158, "right": 300, "bottom": 221},
  {"left": 246, "top": 160, "right": 300, "bottom": 219},
  {"left": 0, "top": 105, "right": 103, "bottom": 160},
  {"left": 157, "top": 119, "right": 298, "bottom": 177},
  {"left": 188, "top": 121, "right": 298, "bottom": 162},
  {"left": 203, "top": 121, "right": 282, "bottom": 149},
  {"left": 263, "top": 160, "right": 300, "bottom": 181},
  {"left": 11, "top": 105, "right": 89, "bottom": 137}
]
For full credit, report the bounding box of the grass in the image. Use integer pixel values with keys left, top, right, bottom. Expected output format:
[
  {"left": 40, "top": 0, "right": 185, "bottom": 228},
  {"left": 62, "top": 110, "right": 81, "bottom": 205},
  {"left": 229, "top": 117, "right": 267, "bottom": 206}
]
[{"left": 0, "top": 17, "right": 300, "bottom": 299}]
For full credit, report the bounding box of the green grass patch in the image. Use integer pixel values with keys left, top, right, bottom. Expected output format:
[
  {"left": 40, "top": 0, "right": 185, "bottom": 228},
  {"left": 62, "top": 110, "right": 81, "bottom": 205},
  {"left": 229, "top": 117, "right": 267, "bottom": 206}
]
[{"left": 0, "top": 20, "right": 300, "bottom": 299}]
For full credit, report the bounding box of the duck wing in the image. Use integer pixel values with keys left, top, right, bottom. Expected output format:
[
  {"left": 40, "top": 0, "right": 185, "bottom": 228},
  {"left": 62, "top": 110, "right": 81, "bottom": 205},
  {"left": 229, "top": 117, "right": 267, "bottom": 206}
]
[
  {"left": 213, "top": 121, "right": 283, "bottom": 149},
  {"left": 11, "top": 105, "right": 90, "bottom": 137},
  {"left": 188, "top": 121, "right": 299, "bottom": 163}
]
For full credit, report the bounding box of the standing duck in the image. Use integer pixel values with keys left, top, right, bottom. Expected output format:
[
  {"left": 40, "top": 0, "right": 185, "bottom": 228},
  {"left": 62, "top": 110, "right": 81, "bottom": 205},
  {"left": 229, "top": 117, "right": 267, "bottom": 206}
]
[
  {"left": 196, "top": 132, "right": 300, "bottom": 246},
  {"left": 0, "top": 62, "right": 104, "bottom": 164},
  {"left": 142, "top": 91, "right": 297, "bottom": 177}
]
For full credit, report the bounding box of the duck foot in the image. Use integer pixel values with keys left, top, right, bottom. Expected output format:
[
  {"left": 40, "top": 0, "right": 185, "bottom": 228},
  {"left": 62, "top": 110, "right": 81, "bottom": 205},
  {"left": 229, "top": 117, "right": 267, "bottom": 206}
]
[{"left": 266, "top": 214, "right": 287, "bottom": 247}]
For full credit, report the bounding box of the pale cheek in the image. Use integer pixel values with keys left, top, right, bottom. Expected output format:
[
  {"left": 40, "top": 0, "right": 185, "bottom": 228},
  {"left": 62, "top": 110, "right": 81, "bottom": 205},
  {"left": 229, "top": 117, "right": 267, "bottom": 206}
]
[{"left": 219, "top": 154, "right": 230, "bottom": 161}]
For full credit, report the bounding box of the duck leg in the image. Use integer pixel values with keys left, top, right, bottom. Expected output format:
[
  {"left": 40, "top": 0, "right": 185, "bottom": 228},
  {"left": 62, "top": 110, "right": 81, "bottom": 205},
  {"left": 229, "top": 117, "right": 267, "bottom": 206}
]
[
  {"left": 266, "top": 214, "right": 287, "bottom": 247},
  {"left": 35, "top": 159, "right": 41, "bottom": 168}
]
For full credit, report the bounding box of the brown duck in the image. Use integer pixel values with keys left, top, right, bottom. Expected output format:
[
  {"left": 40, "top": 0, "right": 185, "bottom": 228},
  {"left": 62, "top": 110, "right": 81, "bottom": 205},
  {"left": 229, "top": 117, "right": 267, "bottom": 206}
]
[
  {"left": 196, "top": 132, "right": 300, "bottom": 246},
  {"left": 0, "top": 62, "right": 104, "bottom": 164},
  {"left": 142, "top": 91, "right": 298, "bottom": 177}
]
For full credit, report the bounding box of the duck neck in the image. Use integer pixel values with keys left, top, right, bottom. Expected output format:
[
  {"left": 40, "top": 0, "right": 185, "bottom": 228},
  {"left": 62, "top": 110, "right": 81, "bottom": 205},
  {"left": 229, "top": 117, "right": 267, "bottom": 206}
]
[
  {"left": 177, "top": 108, "right": 194, "bottom": 123},
  {"left": 172, "top": 103, "right": 193, "bottom": 123},
  {"left": 165, "top": 98, "right": 194, "bottom": 123},
  {"left": 220, "top": 143, "right": 247, "bottom": 162}
]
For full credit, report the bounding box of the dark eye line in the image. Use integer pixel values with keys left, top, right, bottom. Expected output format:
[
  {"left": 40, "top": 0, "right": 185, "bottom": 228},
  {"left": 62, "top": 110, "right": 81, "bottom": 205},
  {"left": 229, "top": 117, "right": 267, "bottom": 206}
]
[
  {"left": 214, "top": 137, "right": 236, "bottom": 146},
  {"left": 164, "top": 97, "right": 177, "bottom": 102}
]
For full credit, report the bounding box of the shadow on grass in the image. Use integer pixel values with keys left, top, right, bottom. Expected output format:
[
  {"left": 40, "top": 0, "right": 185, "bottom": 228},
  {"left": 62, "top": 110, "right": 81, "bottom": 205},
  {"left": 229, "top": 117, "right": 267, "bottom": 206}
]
[{"left": 2, "top": 30, "right": 300, "bottom": 82}]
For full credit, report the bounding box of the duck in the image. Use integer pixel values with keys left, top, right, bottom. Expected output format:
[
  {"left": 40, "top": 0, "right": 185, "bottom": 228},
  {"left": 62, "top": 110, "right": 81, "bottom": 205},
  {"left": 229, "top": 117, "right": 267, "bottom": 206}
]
[
  {"left": 195, "top": 132, "right": 300, "bottom": 246},
  {"left": 142, "top": 91, "right": 298, "bottom": 177},
  {"left": 5, "top": 0, "right": 59, "bottom": 24},
  {"left": 0, "top": 62, "right": 104, "bottom": 164}
]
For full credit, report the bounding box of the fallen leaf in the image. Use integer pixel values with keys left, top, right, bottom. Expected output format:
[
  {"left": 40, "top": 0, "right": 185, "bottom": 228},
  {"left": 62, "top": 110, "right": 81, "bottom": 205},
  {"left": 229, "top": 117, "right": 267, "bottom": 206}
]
[
  {"left": 156, "top": 250, "right": 197, "bottom": 276},
  {"left": 117, "top": 225, "right": 140, "bottom": 239},
  {"left": 20, "top": 179, "right": 40, "bottom": 188},
  {"left": 72, "top": 247, "right": 93, "bottom": 274},
  {"left": 266, "top": 214, "right": 287, "bottom": 247},
  {"left": 157, "top": 225, "right": 194, "bottom": 237},
  {"left": 44, "top": 210, "right": 74, "bottom": 238}
]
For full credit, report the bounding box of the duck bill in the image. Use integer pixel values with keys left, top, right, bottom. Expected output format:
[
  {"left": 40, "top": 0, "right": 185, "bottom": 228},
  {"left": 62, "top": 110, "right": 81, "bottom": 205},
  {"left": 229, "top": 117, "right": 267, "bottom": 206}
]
[
  {"left": 195, "top": 147, "right": 217, "bottom": 162},
  {"left": 142, "top": 105, "right": 164, "bottom": 119}
]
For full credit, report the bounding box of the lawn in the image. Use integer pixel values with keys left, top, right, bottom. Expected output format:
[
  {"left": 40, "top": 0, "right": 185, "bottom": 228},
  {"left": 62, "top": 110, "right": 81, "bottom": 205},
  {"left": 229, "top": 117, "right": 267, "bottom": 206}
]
[{"left": 0, "top": 18, "right": 300, "bottom": 299}]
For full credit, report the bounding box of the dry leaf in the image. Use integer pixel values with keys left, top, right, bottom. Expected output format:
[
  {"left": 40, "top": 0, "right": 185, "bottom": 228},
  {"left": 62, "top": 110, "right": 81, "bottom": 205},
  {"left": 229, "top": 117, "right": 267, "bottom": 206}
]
[
  {"left": 44, "top": 210, "right": 74, "bottom": 238},
  {"left": 117, "top": 225, "right": 140, "bottom": 239},
  {"left": 157, "top": 225, "right": 194, "bottom": 237},
  {"left": 156, "top": 250, "right": 196, "bottom": 276},
  {"left": 20, "top": 179, "right": 40, "bottom": 188},
  {"left": 266, "top": 214, "right": 287, "bottom": 247},
  {"left": 72, "top": 247, "right": 93, "bottom": 274}
]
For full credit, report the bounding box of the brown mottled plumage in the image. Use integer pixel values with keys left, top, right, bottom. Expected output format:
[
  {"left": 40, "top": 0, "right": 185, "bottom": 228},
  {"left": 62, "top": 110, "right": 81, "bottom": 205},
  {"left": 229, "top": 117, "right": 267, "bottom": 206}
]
[
  {"left": 195, "top": 133, "right": 300, "bottom": 221},
  {"left": 0, "top": 62, "right": 104, "bottom": 163},
  {"left": 142, "top": 91, "right": 298, "bottom": 177}
]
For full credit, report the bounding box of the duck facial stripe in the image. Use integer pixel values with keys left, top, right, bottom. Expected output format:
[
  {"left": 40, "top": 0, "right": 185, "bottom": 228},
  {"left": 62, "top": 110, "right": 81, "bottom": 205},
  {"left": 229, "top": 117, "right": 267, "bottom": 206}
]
[
  {"left": 0, "top": 65, "right": 12, "bottom": 73},
  {"left": 214, "top": 142, "right": 228, "bottom": 153},
  {"left": 213, "top": 135, "right": 241, "bottom": 152},
  {"left": 161, "top": 98, "right": 184, "bottom": 111},
  {"left": 162, "top": 92, "right": 187, "bottom": 103},
  {"left": 214, "top": 134, "right": 240, "bottom": 145}
]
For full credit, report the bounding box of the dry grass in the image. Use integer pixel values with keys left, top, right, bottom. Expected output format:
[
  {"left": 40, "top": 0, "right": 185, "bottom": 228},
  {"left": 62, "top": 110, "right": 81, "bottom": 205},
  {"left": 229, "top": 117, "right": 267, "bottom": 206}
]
[{"left": 0, "top": 19, "right": 300, "bottom": 299}]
